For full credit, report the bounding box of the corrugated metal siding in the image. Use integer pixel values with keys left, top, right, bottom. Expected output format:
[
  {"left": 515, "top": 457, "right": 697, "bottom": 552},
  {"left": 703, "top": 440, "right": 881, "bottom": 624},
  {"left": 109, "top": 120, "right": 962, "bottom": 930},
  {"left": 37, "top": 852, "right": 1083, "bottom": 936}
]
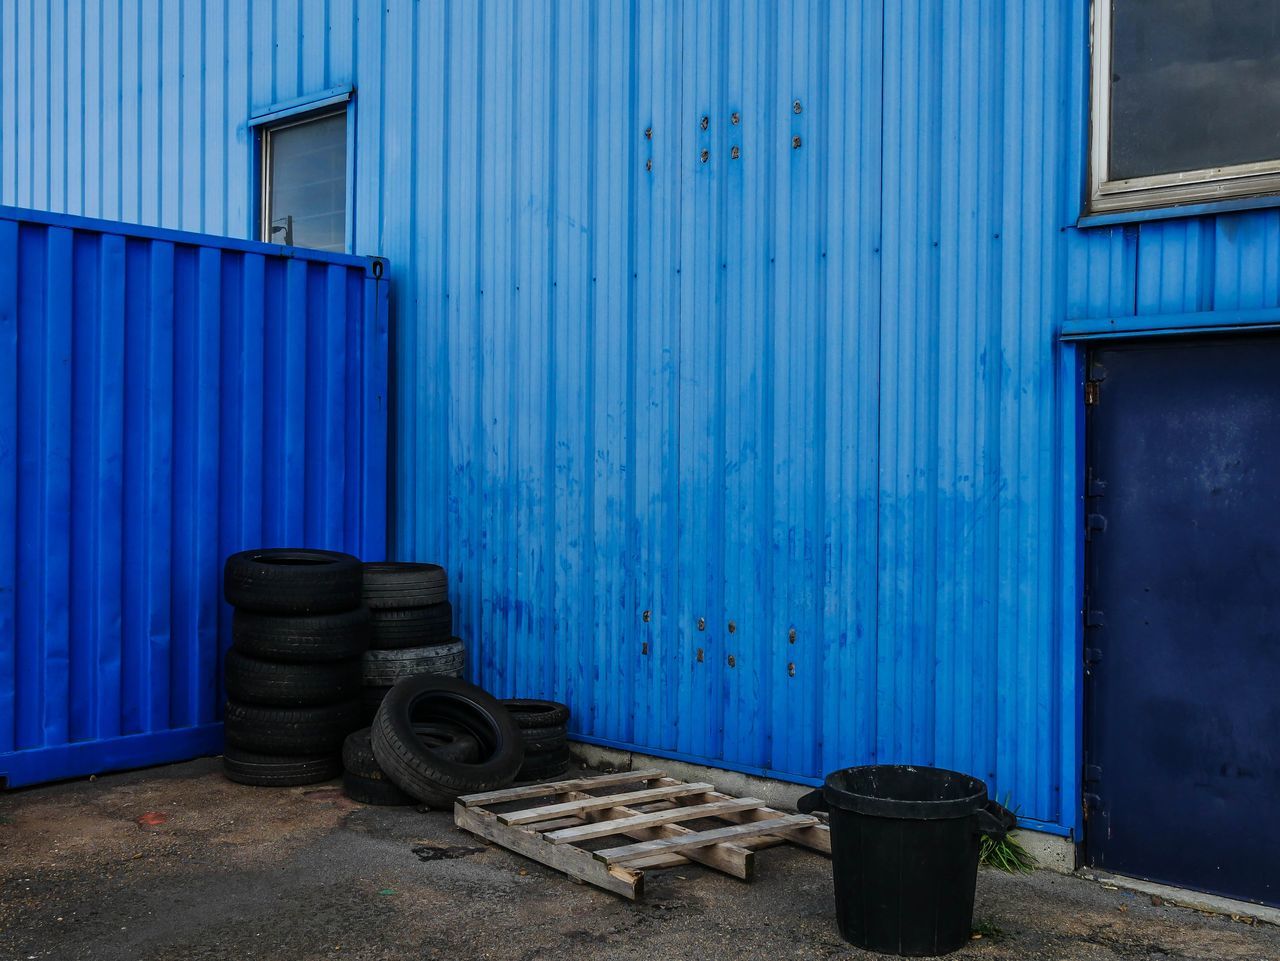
[
  {"left": 0, "top": 206, "right": 388, "bottom": 787},
  {"left": 10, "top": 1, "right": 1280, "bottom": 831}
]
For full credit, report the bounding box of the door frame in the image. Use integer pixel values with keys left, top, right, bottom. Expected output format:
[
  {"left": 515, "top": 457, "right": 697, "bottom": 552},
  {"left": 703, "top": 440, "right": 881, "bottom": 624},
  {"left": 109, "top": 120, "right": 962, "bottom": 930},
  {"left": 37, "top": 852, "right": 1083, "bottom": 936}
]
[{"left": 1057, "top": 306, "right": 1280, "bottom": 861}]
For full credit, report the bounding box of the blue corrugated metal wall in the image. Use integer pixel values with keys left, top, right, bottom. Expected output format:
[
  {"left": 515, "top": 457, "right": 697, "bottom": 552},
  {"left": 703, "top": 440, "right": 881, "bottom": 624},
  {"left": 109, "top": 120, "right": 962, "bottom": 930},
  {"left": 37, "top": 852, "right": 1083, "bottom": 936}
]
[
  {"left": 8, "top": 1, "right": 1280, "bottom": 833},
  {"left": 0, "top": 205, "right": 389, "bottom": 787}
]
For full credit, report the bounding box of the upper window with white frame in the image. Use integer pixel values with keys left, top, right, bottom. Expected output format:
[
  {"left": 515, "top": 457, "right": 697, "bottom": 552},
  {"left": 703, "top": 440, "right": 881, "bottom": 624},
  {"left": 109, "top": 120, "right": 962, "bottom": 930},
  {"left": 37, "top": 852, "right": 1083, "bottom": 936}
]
[
  {"left": 259, "top": 109, "right": 349, "bottom": 253},
  {"left": 1089, "top": 1, "right": 1280, "bottom": 216}
]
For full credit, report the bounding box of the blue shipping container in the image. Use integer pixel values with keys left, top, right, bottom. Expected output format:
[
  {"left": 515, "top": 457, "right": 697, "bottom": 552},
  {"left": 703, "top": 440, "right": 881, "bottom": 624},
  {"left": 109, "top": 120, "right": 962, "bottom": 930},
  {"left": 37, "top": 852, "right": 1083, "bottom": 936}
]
[{"left": 0, "top": 205, "right": 389, "bottom": 788}]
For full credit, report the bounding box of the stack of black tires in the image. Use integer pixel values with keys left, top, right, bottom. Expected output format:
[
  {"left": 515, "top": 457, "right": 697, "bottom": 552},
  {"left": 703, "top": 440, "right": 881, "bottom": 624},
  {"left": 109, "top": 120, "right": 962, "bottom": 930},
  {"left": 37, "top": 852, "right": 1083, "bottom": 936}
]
[
  {"left": 360, "top": 563, "right": 464, "bottom": 720},
  {"left": 503, "top": 699, "right": 573, "bottom": 782},
  {"left": 221, "top": 549, "right": 369, "bottom": 786}
]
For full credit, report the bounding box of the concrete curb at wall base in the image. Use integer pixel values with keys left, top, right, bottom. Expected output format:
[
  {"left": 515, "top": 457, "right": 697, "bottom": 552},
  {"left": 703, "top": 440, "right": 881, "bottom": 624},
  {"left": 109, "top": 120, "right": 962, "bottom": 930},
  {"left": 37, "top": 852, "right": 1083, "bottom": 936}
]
[
  {"left": 567, "top": 741, "right": 1076, "bottom": 874},
  {"left": 1078, "top": 872, "right": 1280, "bottom": 927}
]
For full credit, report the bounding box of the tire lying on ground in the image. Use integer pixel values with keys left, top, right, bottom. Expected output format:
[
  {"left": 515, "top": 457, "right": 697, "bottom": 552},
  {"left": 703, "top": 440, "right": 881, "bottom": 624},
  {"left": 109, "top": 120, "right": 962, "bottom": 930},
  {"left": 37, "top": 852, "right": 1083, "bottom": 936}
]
[
  {"left": 225, "top": 699, "right": 364, "bottom": 755},
  {"left": 368, "top": 603, "right": 452, "bottom": 649},
  {"left": 371, "top": 676, "right": 523, "bottom": 805},
  {"left": 361, "top": 562, "right": 448, "bottom": 609},
  {"left": 517, "top": 727, "right": 568, "bottom": 756},
  {"left": 232, "top": 608, "right": 370, "bottom": 663},
  {"left": 224, "top": 548, "right": 363, "bottom": 615},
  {"left": 225, "top": 649, "right": 362, "bottom": 706},
  {"left": 516, "top": 748, "right": 573, "bottom": 783},
  {"left": 361, "top": 639, "right": 465, "bottom": 686},
  {"left": 343, "top": 724, "right": 482, "bottom": 780},
  {"left": 222, "top": 748, "right": 343, "bottom": 787},
  {"left": 500, "top": 699, "right": 571, "bottom": 730}
]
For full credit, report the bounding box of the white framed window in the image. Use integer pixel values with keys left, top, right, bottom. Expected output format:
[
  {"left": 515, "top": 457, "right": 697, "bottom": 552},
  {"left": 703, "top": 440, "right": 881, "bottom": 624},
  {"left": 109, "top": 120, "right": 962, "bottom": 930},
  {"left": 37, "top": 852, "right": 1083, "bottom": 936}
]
[
  {"left": 257, "top": 107, "right": 350, "bottom": 253},
  {"left": 1088, "top": 1, "right": 1280, "bottom": 217}
]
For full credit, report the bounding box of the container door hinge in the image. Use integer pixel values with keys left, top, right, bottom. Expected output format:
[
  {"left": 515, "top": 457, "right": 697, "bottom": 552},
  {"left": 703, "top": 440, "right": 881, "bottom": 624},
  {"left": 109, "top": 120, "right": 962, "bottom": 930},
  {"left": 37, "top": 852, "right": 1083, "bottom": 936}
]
[
  {"left": 1083, "top": 792, "right": 1102, "bottom": 819},
  {"left": 1084, "top": 647, "right": 1103, "bottom": 666},
  {"left": 1084, "top": 764, "right": 1102, "bottom": 785},
  {"left": 1086, "top": 467, "right": 1107, "bottom": 498},
  {"left": 1084, "top": 380, "right": 1101, "bottom": 406},
  {"left": 1085, "top": 512, "right": 1107, "bottom": 540}
]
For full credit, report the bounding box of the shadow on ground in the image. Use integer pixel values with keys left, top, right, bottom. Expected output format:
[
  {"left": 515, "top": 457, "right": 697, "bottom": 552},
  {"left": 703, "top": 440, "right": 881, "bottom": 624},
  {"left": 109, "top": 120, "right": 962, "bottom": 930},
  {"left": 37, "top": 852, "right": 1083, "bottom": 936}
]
[{"left": 1, "top": 759, "right": 1276, "bottom": 961}]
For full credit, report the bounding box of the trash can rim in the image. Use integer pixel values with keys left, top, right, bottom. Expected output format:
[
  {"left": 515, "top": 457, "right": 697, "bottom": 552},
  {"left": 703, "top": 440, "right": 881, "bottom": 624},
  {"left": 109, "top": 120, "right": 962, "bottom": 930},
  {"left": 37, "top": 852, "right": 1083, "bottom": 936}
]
[{"left": 820, "top": 764, "right": 990, "bottom": 821}]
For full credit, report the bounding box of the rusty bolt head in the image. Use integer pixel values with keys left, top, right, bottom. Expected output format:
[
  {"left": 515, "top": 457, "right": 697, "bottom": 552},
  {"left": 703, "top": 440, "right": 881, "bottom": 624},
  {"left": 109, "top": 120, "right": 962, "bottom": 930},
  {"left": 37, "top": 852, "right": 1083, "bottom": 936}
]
[
  {"left": 641, "top": 641, "right": 649, "bottom": 655},
  {"left": 644, "top": 126, "right": 653, "bottom": 140},
  {"left": 727, "top": 621, "right": 737, "bottom": 633},
  {"left": 642, "top": 609, "right": 651, "bottom": 622},
  {"left": 789, "top": 628, "right": 797, "bottom": 643},
  {"left": 793, "top": 99, "right": 802, "bottom": 114},
  {"left": 700, "top": 149, "right": 709, "bottom": 163},
  {"left": 645, "top": 158, "right": 653, "bottom": 171},
  {"left": 788, "top": 662, "right": 796, "bottom": 677},
  {"left": 731, "top": 111, "right": 741, "bottom": 125},
  {"left": 792, "top": 135, "right": 802, "bottom": 149},
  {"left": 696, "top": 648, "right": 705, "bottom": 663},
  {"left": 697, "top": 616, "right": 706, "bottom": 631},
  {"left": 730, "top": 145, "right": 740, "bottom": 160},
  {"left": 727, "top": 654, "right": 736, "bottom": 668},
  {"left": 700, "top": 115, "right": 709, "bottom": 130}
]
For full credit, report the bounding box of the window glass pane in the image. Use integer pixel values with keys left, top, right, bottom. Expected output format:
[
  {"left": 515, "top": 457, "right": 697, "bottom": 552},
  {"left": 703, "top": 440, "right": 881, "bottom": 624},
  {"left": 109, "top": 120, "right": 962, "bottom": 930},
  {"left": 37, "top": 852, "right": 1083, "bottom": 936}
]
[
  {"left": 1110, "top": 0, "right": 1280, "bottom": 181},
  {"left": 265, "top": 111, "right": 347, "bottom": 252}
]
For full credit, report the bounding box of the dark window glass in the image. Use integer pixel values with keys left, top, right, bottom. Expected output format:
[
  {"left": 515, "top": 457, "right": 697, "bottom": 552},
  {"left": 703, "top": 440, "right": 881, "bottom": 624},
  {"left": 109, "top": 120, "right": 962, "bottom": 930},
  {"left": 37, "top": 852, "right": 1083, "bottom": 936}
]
[
  {"left": 1109, "top": 0, "right": 1280, "bottom": 181},
  {"left": 263, "top": 111, "right": 347, "bottom": 252}
]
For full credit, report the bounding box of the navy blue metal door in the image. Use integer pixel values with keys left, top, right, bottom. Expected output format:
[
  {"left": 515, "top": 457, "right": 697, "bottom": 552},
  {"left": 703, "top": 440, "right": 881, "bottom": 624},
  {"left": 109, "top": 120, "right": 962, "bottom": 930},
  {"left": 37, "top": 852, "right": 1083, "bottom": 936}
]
[{"left": 1084, "top": 335, "right": 1280, "bottom": 907}]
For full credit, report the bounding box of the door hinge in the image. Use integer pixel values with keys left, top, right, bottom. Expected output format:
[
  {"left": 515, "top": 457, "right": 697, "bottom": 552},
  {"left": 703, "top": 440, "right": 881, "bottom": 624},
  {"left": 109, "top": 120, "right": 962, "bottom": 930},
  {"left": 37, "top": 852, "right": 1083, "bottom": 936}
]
[
  {"left": 1084, "top": 647, "right": 1103, "bottom": 665},
  {"left": 1082, "top": 792, "right": 1102, "bottom": 819},
  {"left": 1084, "top": 763, "right": 1102, "bottom": 784},
  {"left": 1085, "top": 512, "right": 1108, "bottom": 540},
  {"left": 1084, "top": 380, "right": 1101, "bottom": 406}
]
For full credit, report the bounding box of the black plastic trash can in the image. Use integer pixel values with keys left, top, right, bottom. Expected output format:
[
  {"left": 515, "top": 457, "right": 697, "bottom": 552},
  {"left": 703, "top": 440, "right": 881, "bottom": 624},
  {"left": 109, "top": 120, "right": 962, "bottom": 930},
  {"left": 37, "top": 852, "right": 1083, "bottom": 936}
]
[{"left": 798, "top": 765, "right": 1016, "bottom": 957}]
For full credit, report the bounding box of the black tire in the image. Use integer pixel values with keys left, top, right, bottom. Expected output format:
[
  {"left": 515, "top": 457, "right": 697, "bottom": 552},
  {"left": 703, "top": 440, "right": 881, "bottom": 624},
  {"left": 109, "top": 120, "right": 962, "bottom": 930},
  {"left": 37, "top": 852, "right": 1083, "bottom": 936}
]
[
  {"left": 232, "top": 608, "right": 370, "bottom": 663},
  {"left": 519, "top": 729, "right": 568, "bottom": 755},
  {"left": 342, "top": 771, "right": 415, "bottom": 806},
  {"left": 500, "top": 699, "right": 571, "bottom": 730},
  {"left": 363, "top": 685, "right": 392, "bottom": 721},
  {"left": 361, "top": 562, "right": 448, "bottom": 609},
  {"left": 371, "top": 676, "right": 524, "bottom": 805},
  {"left": 517, "top": 748, "right": 572, "bottom": 783},
  {"left": 224, "top": 548, "right": 363, "bottom": 615},
  {"left": 362, "top": 639, "right": 465, "bottom": 686},
  {"left": 222, "top": 748, "right": 342, "bottom": 787},
  {"left": 225, "top": 699, "right": 364, "bottom": 755},
  {"left": 343, "top": 724, "right": 481, "bottom": 780},
  {"left": 368, "top": 603, "right": 452, "bottom": 649},
  {"left": 225, "top": 649, "right": 362, "bottom": 706}
]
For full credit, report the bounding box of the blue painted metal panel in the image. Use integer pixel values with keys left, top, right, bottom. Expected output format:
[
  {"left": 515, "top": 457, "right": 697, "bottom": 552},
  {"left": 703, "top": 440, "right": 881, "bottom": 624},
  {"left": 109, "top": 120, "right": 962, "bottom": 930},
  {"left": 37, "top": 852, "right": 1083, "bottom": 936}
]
[
  {"left": 0, "top": 205, "right": 388, "bottom": 787},
  {"left": 11, "top": 0, "right": 1280, "bottom": 835}
]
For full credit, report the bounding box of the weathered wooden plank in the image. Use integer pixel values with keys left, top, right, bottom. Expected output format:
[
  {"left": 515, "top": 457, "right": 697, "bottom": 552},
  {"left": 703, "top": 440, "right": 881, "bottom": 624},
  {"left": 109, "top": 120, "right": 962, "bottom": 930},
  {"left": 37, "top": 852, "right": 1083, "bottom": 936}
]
[
  {"left": 594, "top": 815, "right": 819, "bottom": 866},
  {"left": 457, "top": 769, "right": 667, "bottom": 807},
  {"left": 546, "top": 798, "right": 766, "bottom": 844},
  {"left": 498, "top": 783, "right": 715, "bottom": 826},
  {"left": 453, "top": 803, "right": 642, "bottom": 900},
  {"left": 557, "top": 792, "right": 754, "bottom": 879},
  {"left": 664, "top": 785, "right": 833, "bottom": 855}
]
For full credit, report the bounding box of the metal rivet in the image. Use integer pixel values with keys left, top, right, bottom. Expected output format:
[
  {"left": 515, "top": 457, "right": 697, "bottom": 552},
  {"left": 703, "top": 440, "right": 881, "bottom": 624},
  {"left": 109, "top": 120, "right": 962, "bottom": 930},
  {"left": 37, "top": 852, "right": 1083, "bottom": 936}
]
[
  {"left": 644, "top": 126, "right": 653, "bottom": 140},
  {"left": 641, "top": 641, "right": 649, "bottom": 655},
  {"left": 645, "top": 158, "right": 653, "bottom": 171},
  {"left": 731, "top": 111, "right": 740, "bottom": 125},
  {"left": 727, "top": 621, "right": 737, "bottom": 633},
  {"left": 700, "top": 149, "right": 709, "bottom": 163},
  {"left": 787, "top": 662, "right": 796, "bottom": 677},
  {"left": 792, "top": 136, "right": 802, "bottom": 149},
  {"left": 727, "top": 654, "right": 736, "bottom": 668},
  {"left": 642, "top": 609, "right": 651, "bottom": 622},
  {"left": 793, "top": 99, "right": 802, "bottom": 114},
  {"left": 697, "top": 648, "right": 705, "bottom": 663},
  {"left": 697, "top": 617, "right": 706, "bottom": 631},
  {"left": 700, "top": 115, "right": 709, "bottom": 130},
  {"left": 789, "top": 628, "right": 797, "bottom": 644},
  {"left": 730, "top": 145, "right": 740, "bottom": 160}
]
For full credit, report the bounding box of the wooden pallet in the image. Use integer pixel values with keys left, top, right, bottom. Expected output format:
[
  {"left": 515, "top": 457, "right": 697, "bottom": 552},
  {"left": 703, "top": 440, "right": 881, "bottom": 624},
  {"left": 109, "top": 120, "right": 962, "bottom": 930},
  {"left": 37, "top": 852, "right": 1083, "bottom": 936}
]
[{"left": 454, "top": 769, "right": 830, "bottom": 899}]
